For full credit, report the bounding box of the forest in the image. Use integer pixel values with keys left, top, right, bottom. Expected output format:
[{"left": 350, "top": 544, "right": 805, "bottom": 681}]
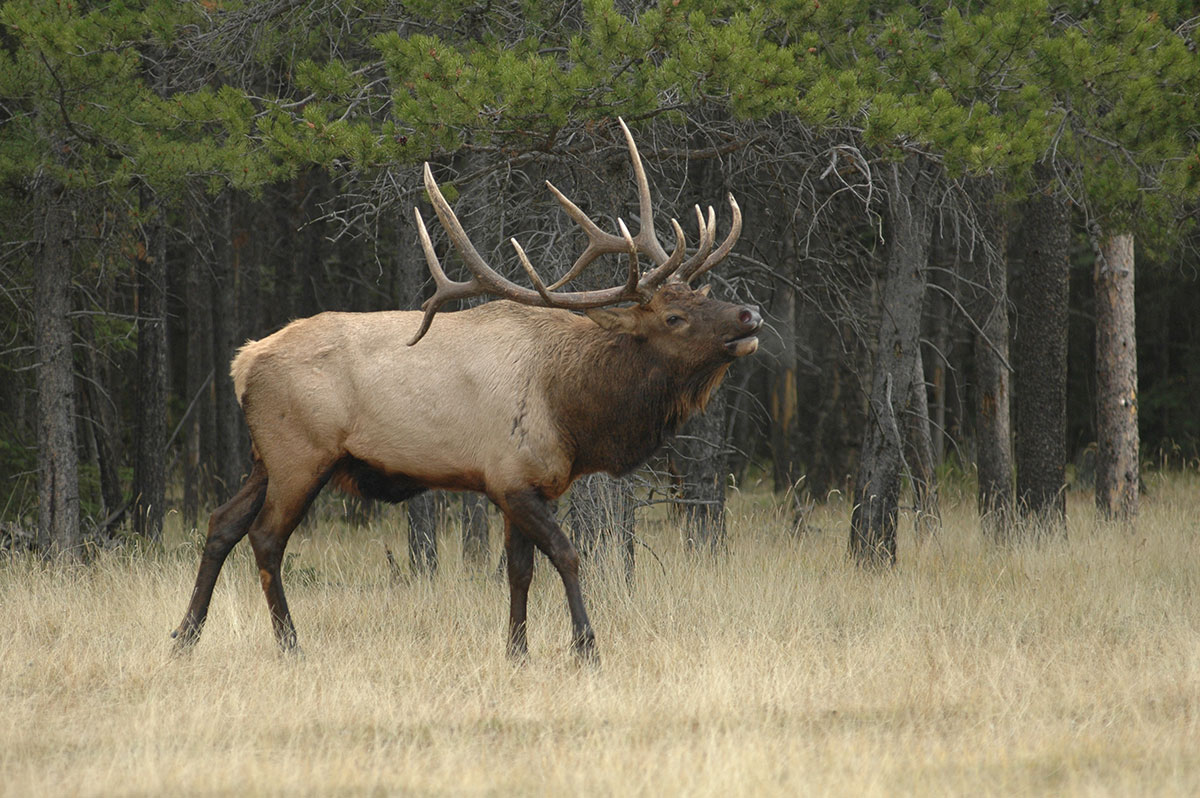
[{"left": 3, "top": 0, "right": 1200, "bottom": 565}]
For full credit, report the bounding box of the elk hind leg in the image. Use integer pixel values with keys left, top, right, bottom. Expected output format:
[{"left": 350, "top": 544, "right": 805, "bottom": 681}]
[
  {"left": 173, "top": 461, "right": 268, "bottom": 652},
  {"left": 503, "top": 518, "right": 535, "bottom": 660},
  {"left": 248, "top": 468, "right": 331, "bottom": 651}
]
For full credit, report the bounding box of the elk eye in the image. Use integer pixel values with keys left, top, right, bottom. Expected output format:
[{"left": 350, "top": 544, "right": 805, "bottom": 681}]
[{"left": 666, "top": 314, "right": 685, "bottom": 327}]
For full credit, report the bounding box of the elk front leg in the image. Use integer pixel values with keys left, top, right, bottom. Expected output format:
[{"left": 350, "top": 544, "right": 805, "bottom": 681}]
[
  {"left": 502, "top": 489, "right": 597, "bottom": 662},
  {"left": 504, "top": 518, "right": 534, "bottom": 660}
]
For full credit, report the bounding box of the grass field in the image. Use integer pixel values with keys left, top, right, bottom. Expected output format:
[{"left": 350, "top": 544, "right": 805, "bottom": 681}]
[{"left": 2, "top": 473, "right": 1198, "bottom": 796}]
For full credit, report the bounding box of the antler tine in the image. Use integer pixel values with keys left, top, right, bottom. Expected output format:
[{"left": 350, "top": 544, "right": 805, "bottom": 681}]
[
  {"left": 510, "top": 237, "right": 556, "bottom": 305},
  {"left": 422, "top": 163, "right": 540, "bottom": 300},
  {"left": 408, "top": 128, "right": 742, "bottom": 344},
  {"left": 411, "top": 162, "right": 661, "bottom": 344},
  {"left": 410, "top": 163, "right": 555, "bottom": 345},
  {"left": 617, "top": 117, "right": 672, "bottom": 266},
  {"left": 543, "top": 117, "right": 677, "bottom": 292},
  {"left": 543, "top": 180, "right": 631, "bottom": 291},
  {"left": 408, "top": 205, "right": 483, "bottom": 345},
  {"left": 663, "top": 205, "right": 715, "bottom": 287},
  {"left": 636, "top": 218, "right": 688, "bottom": 293},
  {"left": 680, "top": 194, "right": 742, "bottom": 284},
  {"left": 616, "top": 218, "right": 641, "bottom": 296}
]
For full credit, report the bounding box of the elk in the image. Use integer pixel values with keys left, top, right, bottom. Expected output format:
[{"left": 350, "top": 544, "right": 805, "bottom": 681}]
[{"left": 172, "top": 120, "right": 761, "bottom": 661}]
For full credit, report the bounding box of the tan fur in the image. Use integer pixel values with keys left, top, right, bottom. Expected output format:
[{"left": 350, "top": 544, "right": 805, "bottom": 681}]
[
  {"left": 231, "top": 338, "right": 270, "bottom": 407},
  {"left": 233, "top": 304, "right": 586, "bottom": 500}
]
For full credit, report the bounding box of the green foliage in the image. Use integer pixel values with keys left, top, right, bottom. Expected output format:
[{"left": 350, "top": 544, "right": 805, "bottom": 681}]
[
  {"left": 0, "top": 0, "right": 281, "bottom": 196},
  {"left": 3, "top": 1, "right": 1195, "bottom": 228},
  {"left": 1030, "top": 3, "right": 1200, "bottom": 240}
]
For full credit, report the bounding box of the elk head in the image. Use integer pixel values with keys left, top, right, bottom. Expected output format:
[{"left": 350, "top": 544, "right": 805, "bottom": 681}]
[{"left": 408, "top": 118, "right": 759, "bottom": 353}]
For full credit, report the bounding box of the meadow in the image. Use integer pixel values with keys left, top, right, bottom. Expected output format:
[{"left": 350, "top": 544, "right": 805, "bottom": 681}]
[{"left": 2, "top": 474, "right": 1198, "bottom": 796}]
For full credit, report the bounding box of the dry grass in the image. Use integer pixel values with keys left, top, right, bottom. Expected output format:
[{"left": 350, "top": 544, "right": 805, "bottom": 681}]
[{"left": 3, "top": 474, "right": 1199, "bottom": 797}]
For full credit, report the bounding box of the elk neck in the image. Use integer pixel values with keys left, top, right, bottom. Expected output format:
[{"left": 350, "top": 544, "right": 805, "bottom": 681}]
[{"left": 541, "top": 315, "right": 732, "bottom": 479}]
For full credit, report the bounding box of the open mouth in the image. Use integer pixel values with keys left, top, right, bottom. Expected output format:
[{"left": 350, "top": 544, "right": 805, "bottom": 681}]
[{"left": 724, "top": 329, "right": 761, "bottom": 357}]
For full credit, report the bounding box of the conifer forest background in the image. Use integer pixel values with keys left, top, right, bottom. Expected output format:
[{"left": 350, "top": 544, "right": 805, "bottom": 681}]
[{"left": 4, "top": 0, "right": 1200, "bottom": 563}]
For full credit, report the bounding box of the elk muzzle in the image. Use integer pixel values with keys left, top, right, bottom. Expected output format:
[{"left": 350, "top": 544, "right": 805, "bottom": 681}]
[{"left": 725, "top": 306, "right": 762, "bottom": 357}]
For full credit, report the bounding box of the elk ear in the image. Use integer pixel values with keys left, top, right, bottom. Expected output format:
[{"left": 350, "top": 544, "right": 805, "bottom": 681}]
[
  {"left": 586, "top": 307, "right": 640, "bottom": 335},
  {"left": 697, "top": 284, "right": 712, "bottom": 297}
]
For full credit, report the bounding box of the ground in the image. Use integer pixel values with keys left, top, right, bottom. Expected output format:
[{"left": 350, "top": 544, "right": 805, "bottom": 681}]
[{"left": 2, "top": 473, "right": 1198, "bottom": 796}]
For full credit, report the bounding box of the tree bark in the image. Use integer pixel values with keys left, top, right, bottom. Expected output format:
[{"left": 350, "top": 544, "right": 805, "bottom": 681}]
[
  {"left": 567, "top": 473, "right": 636, "bottom": 582},
  {"left": 926, "top": 255, "right": 951, "bottom": 468},
  {"left": 674, "top": 387, "right": 729, "bottom": 554},
  {"left": 133, "top": 194, "right": 169, "bottom": 541},
  {"left": 908, "top": 347, "right": 940, "bottom": 540},
  {"left": 1013, "top": 171, "right": 1070, "bottom": 529},
  {"left": 183, "top": 213, "right": 215, "bottom": 529},
  {"left": 211, "top": 190, "right": 245, "bottom": 498},
  {"left": 850, "top": 157, "right": 936, "bottom": 568},
  {"left": 407, "top": 492, "right": 439, "bottom": 575},
  {"left": 1094, "top": 232, "right": 1139, "bottom": 522},
  {"left": 768, "top": 233, "right": 802, "bottom": 494},
  {"left": 34, "top": 192, "right": 81, "bottom": 558},
  {"left": 965, "top": 177, "right": 1015, "bottom": 536},
  {"left": 79, "top": 314, "right": 125, "bottom": 534},
  {"left": 461, "top": 493, "right": 490, "bottom": 571}
]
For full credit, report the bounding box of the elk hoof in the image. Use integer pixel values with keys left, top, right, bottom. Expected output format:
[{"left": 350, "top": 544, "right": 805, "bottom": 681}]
[
  {"left": 170, "top": 622, "right": 201, "bottom": 654},
  {"left": 573, "top": 634, "right": 599, "bottom": 667},
  {"left": 170, "top": 636, "right": 197, "bottom": 658}
]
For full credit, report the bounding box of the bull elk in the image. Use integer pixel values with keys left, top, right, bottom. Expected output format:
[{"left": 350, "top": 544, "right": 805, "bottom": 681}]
[{"left": 172, "top": 120, "right": 761, "bottom": 661}]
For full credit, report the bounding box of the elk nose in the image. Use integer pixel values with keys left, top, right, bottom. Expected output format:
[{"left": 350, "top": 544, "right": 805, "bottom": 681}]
[{"left": 739, "top": 306, "right": 762, "bottom": 330}]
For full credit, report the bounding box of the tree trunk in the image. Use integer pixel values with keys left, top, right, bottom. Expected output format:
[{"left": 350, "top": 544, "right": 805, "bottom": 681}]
[
  {"left": 461, "top": 493, "right": 490, "bottom": 571},
  {"left": 34, "top": 193, "right": 81, "bottom": 558},
  {"left": 908, "top": 347, "right": 940, "bottom": 540},
  {"left": 407, "top": 492, "right": 439, "bottom": 575},
  {"left": 768, "top": 234, "right": 802, "bottom": 495},
  {"left": 567, "top": 473, "right": 636, "bottom": 582},
  {"left": 927, "top": 251, "right": 952, "bottom": 468},
  {"left": 850, "top": 157, "right": 936, "bottom": 568},
  {"left": 236, "top": 201, "right": 261, "bottom": 344},
  {"left": 79, "top": 314, "right": 125, "bottom": 534},
  {"left": 1094, "top": 232, "right": 1138, "bottom": 522},
  {"left": 1013, "top": 171, "right": 1070, "bottom": 529},
  {"left": 674, "top": 387, "right": 729, "bottom": 554},
  {"left": 133, "top": 194, "right": 168, "bottom": 541},
  {"left": 800, "top": 310, "right": 862, "bottom": 500},
  {"left": 211, "top": 191, "right": 245, "bottom": 498},
  {"left": 183, "top": 214, "right": 215, "bottom": 529},
  {"left": 965, "top": 177, "right": 1015, "bottom": 536}
]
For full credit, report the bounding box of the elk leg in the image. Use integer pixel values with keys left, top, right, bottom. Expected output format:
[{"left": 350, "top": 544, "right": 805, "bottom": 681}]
[
  {"left": 502, "top": 489, "right": 597, "bottom": 662},
  {"left": 247, "top": 469, "right": 332, "bottom": 651},
  {"left": 172, "top": 461, "right": 268, "bottom": 652},
  {"left": 504, "top": 518, "right": 534, "bottom": 660}
]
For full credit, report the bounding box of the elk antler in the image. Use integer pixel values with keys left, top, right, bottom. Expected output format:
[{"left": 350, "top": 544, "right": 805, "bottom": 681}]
[
  {"left": 408, "top": 118, "right": 741, "bottom": 345},
  {"left": 677, "top": 193, "right": 741, "bottom": 284}
]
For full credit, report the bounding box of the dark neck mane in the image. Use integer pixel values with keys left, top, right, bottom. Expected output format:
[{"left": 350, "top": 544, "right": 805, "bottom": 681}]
[{"left": 543, "top": 321, "right": 730, "bottom": 479}]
